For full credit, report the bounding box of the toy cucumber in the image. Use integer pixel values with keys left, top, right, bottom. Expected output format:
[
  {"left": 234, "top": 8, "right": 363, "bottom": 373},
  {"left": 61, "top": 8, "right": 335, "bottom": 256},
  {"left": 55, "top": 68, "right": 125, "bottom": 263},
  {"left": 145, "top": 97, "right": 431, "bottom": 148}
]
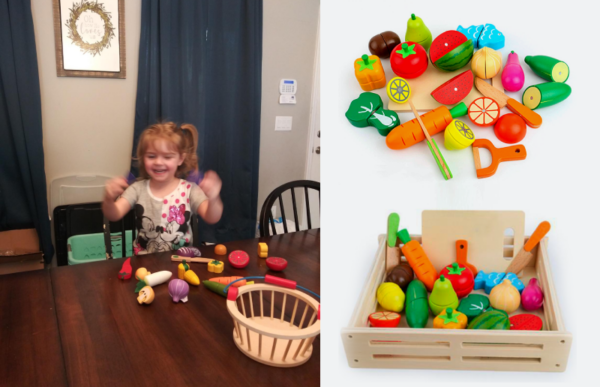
[
  {"left": 405, "top": 280, "right": 430, "bottom": 328},
  {"left": 468, "top": 309, "right": 510, "bottom": 330},
  {"left": 524, "top": 55, "right": 569, "bottom": 83},
  {"left": 202, "top": 280, "right": 227, "bottom": 297},
  {"left": 522, "top": 83, "right": 571, "bottom": 110},
  {"left": 387, "top": 213, "right": 400, "bottom": 247}
]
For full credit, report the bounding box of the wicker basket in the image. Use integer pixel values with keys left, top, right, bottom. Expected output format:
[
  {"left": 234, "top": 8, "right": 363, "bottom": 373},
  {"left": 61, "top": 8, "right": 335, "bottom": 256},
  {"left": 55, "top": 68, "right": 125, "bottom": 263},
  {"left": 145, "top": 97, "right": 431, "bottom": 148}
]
[{"left": 226, "top": 279, "right": 320, "bottom": 368}]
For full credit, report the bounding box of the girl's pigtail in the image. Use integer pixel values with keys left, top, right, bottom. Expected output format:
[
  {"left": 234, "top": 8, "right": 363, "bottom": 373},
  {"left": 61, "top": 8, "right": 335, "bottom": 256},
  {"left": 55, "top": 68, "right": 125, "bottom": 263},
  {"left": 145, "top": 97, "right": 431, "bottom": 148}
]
[{"left": 179, "top": 124, "right": 199, "bottom": 177}]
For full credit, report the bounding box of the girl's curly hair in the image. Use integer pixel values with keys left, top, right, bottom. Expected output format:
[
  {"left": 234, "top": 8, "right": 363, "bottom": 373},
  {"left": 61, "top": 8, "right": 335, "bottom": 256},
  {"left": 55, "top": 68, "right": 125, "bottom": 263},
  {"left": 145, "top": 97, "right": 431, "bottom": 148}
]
[{"left": 136, "top": 122, "right": 199, "bottom": 179}]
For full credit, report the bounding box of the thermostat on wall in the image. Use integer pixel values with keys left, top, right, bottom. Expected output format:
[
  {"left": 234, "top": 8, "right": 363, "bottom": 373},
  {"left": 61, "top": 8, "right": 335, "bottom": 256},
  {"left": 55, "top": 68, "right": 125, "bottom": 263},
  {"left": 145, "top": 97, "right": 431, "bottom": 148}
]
[{"left": 279, "top": 79, "right": 297, "bottom": 104}]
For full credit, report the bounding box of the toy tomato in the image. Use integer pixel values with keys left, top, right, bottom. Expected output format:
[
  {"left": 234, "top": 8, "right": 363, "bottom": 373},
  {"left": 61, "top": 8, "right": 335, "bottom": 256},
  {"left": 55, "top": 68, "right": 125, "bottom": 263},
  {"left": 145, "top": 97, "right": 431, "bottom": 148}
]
[
  {"left": 390, "top": 42, "right": 428, "bottom": 79},
  {"left": 439, "top": 263, "right": 474, "bottom": 298},
  {"left": 369, "top": 311, "right": 401, "bottom": 328}
]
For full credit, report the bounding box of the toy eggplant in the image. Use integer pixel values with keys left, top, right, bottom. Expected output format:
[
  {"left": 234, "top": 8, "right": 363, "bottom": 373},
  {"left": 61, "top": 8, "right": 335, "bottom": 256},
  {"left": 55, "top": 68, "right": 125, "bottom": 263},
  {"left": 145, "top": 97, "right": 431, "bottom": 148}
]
[
  {"left": 502, "top": 51, "right": 525, "bottom": 92},
  {"left": 521, "top": 278, "right": 544, "bottom": 311}
]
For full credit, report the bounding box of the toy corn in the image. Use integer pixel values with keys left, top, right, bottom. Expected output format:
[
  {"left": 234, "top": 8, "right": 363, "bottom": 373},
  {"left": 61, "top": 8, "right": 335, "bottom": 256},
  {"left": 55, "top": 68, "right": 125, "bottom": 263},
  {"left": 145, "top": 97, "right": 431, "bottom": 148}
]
[
  {"left": 208, "top": 260, "right": 224, "bottom": 273},
  {"left": 354, "top": 54, "right": 386, "bottom": 91},
  {"left": 178, "top": 260, "right": 190, "bottom": 279}
]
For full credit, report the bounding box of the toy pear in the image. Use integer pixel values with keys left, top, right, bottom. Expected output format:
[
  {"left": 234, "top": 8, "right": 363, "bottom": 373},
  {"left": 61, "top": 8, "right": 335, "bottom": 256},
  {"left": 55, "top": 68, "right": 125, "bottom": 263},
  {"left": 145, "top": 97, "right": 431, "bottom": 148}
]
[
  {"left": 405, "top": 14, "right": 432, "bottom": 51},
  {"left": 428, "top": 275, "right": 459, "bottom": 316}
]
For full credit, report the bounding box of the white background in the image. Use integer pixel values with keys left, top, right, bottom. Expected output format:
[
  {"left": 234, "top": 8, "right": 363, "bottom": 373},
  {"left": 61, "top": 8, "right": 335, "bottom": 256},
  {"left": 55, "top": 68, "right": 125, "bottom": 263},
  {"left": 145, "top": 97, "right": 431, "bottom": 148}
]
[
  {"left": 321, "top": 0, "right": 598, "bottom": 385},
  {"left": 60, "top": 0, "right": 120, "bottom": 72}
]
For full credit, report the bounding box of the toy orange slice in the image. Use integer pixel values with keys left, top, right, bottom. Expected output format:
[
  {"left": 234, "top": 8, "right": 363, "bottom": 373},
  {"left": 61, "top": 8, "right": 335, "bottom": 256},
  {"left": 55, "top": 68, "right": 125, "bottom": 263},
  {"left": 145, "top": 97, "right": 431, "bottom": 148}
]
[
  {"left": 369, "top": 311, "right": 401, "bottom": 328},
  {"left": 468, "top": 97, "right": 500, "bottom": 127},
  {"left": 386, "top": 77, "right": 411, "bottom": 104}
]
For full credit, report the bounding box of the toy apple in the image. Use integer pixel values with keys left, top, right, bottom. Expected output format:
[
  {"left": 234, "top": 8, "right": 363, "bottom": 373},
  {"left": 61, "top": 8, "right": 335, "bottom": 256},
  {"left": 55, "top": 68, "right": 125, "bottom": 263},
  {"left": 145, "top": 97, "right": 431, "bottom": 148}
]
[
  {"left": 390, "top": 42, "right": 428, "bottom": 79},
  {"left": 439, "top": 262, "right": 474, "bottom": 298}
]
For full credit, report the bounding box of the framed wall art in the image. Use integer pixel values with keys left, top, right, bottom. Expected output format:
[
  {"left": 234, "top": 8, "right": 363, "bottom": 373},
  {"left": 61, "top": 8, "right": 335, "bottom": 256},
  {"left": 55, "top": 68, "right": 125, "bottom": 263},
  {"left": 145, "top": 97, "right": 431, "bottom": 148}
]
[{"left": 52, "top": 0, "right": 126, "bottom": 78}]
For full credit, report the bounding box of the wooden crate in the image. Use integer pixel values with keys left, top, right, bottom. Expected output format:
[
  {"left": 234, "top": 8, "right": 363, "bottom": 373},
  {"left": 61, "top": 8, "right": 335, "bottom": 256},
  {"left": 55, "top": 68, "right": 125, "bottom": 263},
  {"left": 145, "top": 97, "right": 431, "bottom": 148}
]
[{"left": 341, "top": 231, "right": 572, "bottom": 372}]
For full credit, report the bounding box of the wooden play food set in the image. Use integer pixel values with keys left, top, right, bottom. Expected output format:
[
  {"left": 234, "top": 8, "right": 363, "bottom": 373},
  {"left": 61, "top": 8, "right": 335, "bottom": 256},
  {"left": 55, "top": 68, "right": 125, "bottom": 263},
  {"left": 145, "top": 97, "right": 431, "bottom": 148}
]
[
  {"left": 346, "top": 14, "right": 571, "bottom": 178},
  {"left": 341, "top": 211, "right": 571, "bottom": 372},
  {"left": 224, "top": 275, "right": 320, "bottom": 368}
]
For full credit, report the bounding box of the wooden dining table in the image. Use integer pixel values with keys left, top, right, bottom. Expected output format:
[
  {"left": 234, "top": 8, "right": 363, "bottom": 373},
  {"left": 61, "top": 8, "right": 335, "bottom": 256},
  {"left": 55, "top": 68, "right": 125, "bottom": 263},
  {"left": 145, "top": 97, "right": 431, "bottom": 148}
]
[{"left": 0, "top": 229, "right": 319, "bottom": 387}]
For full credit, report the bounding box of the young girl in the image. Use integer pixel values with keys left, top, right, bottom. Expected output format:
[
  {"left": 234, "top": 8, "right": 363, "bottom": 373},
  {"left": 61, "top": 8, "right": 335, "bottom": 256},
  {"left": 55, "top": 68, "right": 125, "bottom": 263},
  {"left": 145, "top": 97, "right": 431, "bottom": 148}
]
[{"left": 103, "top": 122, "right": 223, "bottom": 255}]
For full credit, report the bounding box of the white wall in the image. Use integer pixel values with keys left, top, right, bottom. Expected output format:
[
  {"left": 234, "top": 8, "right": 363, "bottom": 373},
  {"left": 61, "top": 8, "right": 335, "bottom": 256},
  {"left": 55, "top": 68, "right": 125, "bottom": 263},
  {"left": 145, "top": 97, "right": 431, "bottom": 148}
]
[
  {"left": 31, "top": 0, "right": 320, "bottom": 224},
  {"left": 31, "top": 0, "right": 142, "bottom": 207},
  {"left": 258, "top": 0, "right": 320, "bottom": 223}
]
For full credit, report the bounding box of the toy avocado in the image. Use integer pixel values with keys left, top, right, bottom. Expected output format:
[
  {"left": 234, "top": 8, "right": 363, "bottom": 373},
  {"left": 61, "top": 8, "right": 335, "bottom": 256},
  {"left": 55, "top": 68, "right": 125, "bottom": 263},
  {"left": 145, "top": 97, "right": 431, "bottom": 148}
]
[{"left": 428, "top": 275, "right": 459, "bottom": 316}]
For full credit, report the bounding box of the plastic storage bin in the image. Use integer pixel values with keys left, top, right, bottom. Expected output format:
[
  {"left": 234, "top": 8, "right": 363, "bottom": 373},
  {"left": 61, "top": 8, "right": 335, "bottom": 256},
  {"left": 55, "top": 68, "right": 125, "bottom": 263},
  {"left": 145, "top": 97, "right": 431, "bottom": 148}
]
[{"left": 68, "top": 231, "right": 133, "bottom": 265}]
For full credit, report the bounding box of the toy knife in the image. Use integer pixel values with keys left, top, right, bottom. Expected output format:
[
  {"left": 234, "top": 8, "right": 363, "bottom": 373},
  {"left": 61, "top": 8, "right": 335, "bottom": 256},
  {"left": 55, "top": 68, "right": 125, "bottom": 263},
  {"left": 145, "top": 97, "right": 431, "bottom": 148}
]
[{"left": 505, "top": 221, "right": 551, "bottom": 274}]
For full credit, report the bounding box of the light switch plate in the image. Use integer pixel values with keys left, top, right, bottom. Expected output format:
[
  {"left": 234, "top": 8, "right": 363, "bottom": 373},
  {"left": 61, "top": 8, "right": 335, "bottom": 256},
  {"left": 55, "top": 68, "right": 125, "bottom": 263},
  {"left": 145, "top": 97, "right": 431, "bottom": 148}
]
[
  {"left": 279, "top": 95, "right": 297, "bottom": 104},
  {"left": 275, "top": 116, "right": 292, "bottom": 131}
]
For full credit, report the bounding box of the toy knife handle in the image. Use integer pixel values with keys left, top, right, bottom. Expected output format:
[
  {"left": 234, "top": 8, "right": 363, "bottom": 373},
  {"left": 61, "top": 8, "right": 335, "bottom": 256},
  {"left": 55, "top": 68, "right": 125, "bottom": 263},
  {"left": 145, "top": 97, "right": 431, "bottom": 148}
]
[
  {"left": 456, "top": 240, "right": 468, "bottom": 263},
  {"left": 524, "top": 221, "right": 551, "bottom": 252}
]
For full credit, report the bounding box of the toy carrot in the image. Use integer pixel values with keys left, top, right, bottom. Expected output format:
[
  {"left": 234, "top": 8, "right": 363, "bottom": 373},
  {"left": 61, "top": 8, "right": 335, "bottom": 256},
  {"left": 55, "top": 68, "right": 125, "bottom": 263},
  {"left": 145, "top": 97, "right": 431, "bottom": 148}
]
[
  {"left": 386, "top": 103, "right": 467, "bottom": 150},
  {"left": 398, "top": 229, "right": 437, "bottom": 291},
  {"left": 208, "top": 276, "right": 246, "bottom": 287}
]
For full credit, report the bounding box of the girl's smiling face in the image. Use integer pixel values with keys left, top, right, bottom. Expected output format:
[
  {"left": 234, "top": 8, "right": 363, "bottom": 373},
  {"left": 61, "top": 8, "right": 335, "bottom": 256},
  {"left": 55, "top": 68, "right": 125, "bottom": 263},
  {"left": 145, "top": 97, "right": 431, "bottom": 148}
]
[{"left": 144, "top": 140, "right": 185, "bottom": 182}]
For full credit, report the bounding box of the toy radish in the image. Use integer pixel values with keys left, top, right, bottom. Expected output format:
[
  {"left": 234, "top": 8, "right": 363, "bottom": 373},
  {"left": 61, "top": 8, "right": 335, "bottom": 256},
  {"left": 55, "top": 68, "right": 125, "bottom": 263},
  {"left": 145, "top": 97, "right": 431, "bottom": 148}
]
[
  {"left": 521, "top": 278, "right": 544, "bottom": 310},
  {"left": 501, "top": 51, "right": 525, "bottom": 92},
  {"left": 118, "top": 258, "right": 132, "bottom": 280}
]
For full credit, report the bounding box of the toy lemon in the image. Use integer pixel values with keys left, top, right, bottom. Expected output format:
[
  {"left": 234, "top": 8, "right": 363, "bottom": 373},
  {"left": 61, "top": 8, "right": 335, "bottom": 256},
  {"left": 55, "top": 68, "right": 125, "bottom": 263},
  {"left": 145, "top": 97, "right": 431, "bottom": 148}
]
[
  {"left": 444, "top": 119, "right": 475, "bottom": 150},
  {"left": 376, "top": 282, "right": 405, "bottom": 312},
  {"left": 386, "top": 77, "right": 411, "bottom": 104}
]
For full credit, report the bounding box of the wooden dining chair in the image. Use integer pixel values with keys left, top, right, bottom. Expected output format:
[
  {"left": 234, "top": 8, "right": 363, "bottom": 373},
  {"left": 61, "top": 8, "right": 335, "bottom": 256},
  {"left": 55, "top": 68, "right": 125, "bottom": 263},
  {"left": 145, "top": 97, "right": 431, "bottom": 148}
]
[{"left": 259, "top": 180, "right": 320, "bottom": 237}]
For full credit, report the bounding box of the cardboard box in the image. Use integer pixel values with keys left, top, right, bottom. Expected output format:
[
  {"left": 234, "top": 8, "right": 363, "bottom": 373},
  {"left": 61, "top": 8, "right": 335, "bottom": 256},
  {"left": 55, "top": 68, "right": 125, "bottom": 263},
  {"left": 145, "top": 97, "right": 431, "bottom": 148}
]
[{"left": 0, "top": 229, "right": 41, "bottom": 256}]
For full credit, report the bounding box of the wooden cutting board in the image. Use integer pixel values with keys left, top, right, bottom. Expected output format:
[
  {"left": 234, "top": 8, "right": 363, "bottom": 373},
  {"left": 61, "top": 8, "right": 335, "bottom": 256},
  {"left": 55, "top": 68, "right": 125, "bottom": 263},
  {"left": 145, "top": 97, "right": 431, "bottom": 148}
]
[
  {"left": 422, "top": 210, "right": 524, "bottom": 273},
  {"left": 387, "top": 65, "right": 483, "bottom": 113}
]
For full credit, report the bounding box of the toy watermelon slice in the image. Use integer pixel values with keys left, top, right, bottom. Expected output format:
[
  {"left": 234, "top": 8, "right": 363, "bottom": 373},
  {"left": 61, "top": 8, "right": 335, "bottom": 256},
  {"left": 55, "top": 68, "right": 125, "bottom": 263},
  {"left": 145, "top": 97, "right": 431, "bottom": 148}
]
[
  {"left": 369, "top": 311, "right": 401, "bottom": 328},
  {"left": 468, "top": 97, "right": 500, "bottom": 127},
  {"left": 228, "top": 250, "right": 250, "bottom": 269},
  {"left": 430, "top": 31, "right": 474, "bottom": 71},
  {"left": 266, "top": 257, "right": 288, "bottom": 272},
  {"left": 510, "top": 314, "right": 543, "bottom": 331},
  {"left": 431, "top": 70, "right": 473, "bottom": 105},
  {"left": 468, "top": 309, "right": 509, "bottom": 330}
]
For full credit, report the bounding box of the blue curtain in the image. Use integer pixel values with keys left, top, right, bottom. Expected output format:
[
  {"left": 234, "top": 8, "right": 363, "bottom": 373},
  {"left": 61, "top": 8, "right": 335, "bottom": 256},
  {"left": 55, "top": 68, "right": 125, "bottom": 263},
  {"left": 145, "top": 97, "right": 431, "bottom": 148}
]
[
  {"left": 131, "top": 0, "right": 263, "bottom": 243},
  {"left": 0, "top": 0, "right": 54, "bottom": 262}
]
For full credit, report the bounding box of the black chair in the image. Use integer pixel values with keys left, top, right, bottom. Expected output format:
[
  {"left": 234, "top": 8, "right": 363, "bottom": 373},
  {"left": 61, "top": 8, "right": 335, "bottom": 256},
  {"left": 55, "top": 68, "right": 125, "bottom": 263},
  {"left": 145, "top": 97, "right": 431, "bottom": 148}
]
[
  {"left": 53, "top": 202, "right": 135, "bottom": 266},
  {"left": 258, "top": 180, "right": 320, "bottom": 237}
]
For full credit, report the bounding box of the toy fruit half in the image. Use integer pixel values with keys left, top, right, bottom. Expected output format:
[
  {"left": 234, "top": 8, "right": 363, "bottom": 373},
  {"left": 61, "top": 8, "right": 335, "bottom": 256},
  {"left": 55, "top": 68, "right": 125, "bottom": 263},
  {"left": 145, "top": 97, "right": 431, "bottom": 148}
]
[
  {"left": 471, "top": 47, "right": 502, "bottom": 79},
  {"left": 430, "top": 31, "right": 474, "bottom": 71},
  {"left": 369, "top": 311, "right": 401, "bottom": 328},
  {"left": 387, "top": 77, "right": 411, "bottom": 104},
  {"left": 468, "top": 97, "right": 500, "bottom": 127},
  {"left": 431, "top": 70, "right": 473, "bottom": 105}
]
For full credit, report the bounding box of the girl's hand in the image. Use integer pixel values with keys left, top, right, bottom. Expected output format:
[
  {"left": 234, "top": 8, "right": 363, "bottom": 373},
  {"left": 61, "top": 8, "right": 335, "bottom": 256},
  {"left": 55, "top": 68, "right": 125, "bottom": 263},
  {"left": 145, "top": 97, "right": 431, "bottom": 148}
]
[
  {"left": 104, "top": 177, "right": 129, "bottom": 202},
  {"left": 199, "top": 170, "right": 222, "bottom": 200}
]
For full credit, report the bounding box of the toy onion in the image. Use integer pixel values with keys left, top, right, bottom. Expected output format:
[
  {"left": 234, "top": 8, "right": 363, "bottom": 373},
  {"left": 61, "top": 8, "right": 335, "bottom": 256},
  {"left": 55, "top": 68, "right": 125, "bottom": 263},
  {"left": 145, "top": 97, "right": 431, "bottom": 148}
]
[
  {"left": 169, "top": 279, "right": 189, "bottom": 303},
  {"left": 177, "top": 247, "right": 202, "bottom": 257},
  {"left": 489, "top": 279, "right": 521, "bottom": 314}
]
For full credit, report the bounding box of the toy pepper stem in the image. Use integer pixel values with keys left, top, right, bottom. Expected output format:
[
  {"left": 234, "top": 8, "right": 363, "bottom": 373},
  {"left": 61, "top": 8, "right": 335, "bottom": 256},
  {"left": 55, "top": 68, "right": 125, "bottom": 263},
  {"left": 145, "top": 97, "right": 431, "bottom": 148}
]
[
  {"left": 446, "top": 308, "right": 452, "bottom": 317},
  {"left": 362, "top": 54, "right": 369, "bottom": 64},
  {"left": 411, "top": 13, "right": 416, "bottom": 20},
  {"left": 440, "top": 275, "right": 446, "bottom": 282}
]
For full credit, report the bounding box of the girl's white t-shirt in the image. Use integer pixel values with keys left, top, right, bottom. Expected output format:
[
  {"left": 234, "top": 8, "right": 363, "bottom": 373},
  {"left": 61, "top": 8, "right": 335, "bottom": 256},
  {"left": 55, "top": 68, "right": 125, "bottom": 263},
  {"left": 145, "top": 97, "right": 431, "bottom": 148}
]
[{"left": 120, "top": 179, "right": 207, "bottom": 255}]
